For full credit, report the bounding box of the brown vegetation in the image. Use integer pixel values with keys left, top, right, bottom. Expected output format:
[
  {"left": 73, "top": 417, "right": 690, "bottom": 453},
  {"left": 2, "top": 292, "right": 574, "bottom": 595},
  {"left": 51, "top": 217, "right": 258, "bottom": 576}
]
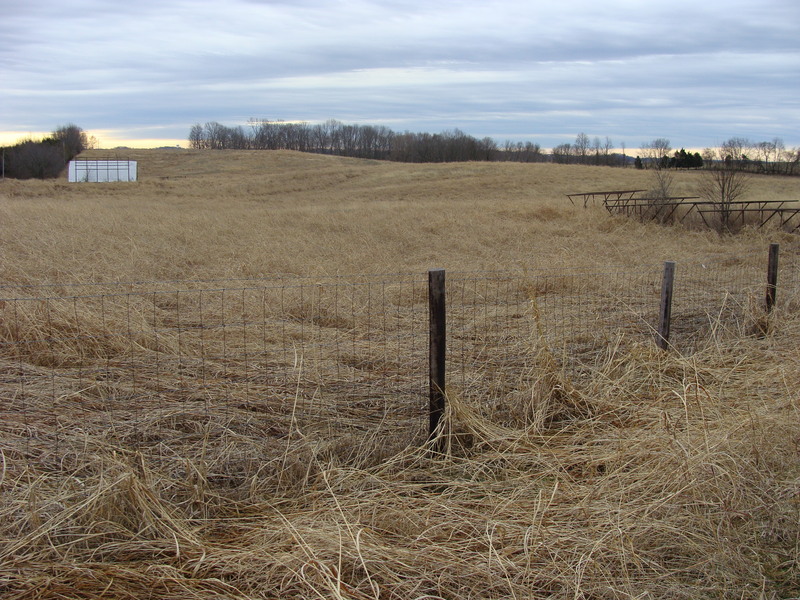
[{"left": 1, "top": 150, "right": 799, "bottom": 598}]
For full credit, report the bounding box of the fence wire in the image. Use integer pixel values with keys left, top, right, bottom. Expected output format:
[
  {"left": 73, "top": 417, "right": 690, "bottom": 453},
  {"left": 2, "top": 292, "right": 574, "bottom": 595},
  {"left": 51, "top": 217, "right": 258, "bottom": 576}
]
[
  {"left": 1, "top": 249, "right": 798, "bottom": 479},
  {"left": 0, "top": 275, "right": 429, "bottom": 480}
]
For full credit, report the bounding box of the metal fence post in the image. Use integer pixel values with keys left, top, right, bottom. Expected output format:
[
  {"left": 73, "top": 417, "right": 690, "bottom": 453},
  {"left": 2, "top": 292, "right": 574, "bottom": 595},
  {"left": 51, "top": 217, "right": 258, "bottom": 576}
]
[{"left": 428, "top": 269, "right": 446, "bottom": 448}]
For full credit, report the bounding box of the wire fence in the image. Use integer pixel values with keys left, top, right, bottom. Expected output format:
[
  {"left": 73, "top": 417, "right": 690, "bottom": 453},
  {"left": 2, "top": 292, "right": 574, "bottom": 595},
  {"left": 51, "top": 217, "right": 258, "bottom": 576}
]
[{"left": 2, "top": 247, "right": 798, "bottom": 481}]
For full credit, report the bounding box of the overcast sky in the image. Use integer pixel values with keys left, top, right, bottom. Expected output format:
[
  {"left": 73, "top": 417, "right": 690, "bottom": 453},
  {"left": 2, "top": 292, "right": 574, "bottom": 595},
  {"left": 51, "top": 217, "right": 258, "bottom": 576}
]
[{"left": 2, "top": 0, "right": 798, "bottom": 150}]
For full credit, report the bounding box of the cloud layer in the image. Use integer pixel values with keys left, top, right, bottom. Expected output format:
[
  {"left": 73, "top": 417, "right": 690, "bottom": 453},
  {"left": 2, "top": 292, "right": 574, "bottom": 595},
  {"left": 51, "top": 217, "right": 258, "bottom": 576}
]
[{"left": 2, "top": 0, "right": 798, "bottom": 148}]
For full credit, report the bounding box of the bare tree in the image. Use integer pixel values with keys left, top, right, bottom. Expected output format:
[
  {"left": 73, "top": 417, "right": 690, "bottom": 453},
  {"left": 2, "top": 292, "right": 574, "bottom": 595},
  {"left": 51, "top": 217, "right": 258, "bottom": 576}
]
[
  {"left": 203, "top": 122, "right": 229, "bottom": 149},
  {"left": 52, "top": 124, "right": 88, "bottom": 161},
  {"left": 502, "top": 141, "right": 543, "bottom": 163},
  {"left": 592, "top": 136, "right": 602, "bottom": 165},
  {"left": 640, "top": 138, "right": 674, "bottom": 206},
  {"left": 228, "top": 125, "right": 249, "bottom": 149},
  {"left": 188, "top": 123, "right": 205, "bottom": 149},
  {"left": 478, "top": 137, "right": 497, "bottom": 161},
  {"left": 640, "top": 138, "right": 672, "bottom": 169},
  {"left": 720, "top": 137, "right": 752, "bottom": 165},
  {"left": 551, "top": 143, "right": 572, "bottom": 164},
  {"left": 574, "top": 133, "right": 590, "bottom": 163},
  {"left": 698, "top": 139, "right": 753, "bottom": 232},
  {"left": 602, "top": 137, "right": 613, "bottom": 165},
  {"left": 783, "top": 146, "right": 800, "bottom": 176}
]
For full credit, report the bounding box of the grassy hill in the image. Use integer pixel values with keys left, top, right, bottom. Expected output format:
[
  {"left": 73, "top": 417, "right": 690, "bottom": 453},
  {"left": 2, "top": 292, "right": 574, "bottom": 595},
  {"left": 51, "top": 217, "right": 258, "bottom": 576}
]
[
  {"left": 1, "top": 151, "right": 799, "bottom": 599},
  {"left": 2, "top": 148, "right": 798, "bottom": 284}
]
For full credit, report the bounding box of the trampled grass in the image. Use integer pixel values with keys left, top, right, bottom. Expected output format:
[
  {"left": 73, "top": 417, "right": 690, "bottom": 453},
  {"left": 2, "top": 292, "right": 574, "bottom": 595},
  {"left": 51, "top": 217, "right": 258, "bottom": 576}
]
[{"left": 1, "top": 150, "right": 799, "bottom": 598}]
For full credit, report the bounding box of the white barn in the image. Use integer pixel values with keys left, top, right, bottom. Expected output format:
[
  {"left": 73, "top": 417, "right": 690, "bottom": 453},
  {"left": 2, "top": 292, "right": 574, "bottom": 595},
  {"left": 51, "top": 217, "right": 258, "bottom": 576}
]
[{"left": 68, "top": 159, "right": 138, "bottom": 182}]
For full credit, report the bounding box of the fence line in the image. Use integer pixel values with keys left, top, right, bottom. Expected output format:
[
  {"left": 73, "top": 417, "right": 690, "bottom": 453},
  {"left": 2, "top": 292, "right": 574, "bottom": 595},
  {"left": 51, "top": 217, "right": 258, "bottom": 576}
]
[{"left": 1, "top": 246, "right": 798, "bottom": 479}]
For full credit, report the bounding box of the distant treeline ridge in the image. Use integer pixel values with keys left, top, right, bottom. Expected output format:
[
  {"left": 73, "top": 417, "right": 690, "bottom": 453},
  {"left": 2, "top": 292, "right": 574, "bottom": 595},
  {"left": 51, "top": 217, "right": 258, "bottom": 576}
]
[
  {"left": 190, "top": 119, "right": 588, "bottom": 164},
  {"left": 188, "top": 119, "right": 800, "bottom": 175}
]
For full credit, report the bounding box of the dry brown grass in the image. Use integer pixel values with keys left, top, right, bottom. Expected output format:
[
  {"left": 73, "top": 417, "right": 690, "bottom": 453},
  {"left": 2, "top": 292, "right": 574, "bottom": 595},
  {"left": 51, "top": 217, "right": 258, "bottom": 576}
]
[
  {"left": 2, "top": 148, "right": 798, "bottom": 284},
  {"left": 1, "top": 150, "right": 799, "bottom": 599}
]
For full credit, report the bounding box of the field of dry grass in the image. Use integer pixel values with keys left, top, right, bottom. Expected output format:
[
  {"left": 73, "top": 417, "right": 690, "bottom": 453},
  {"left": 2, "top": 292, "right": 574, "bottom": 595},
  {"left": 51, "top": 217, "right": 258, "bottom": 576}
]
[
  {"left": 1, "top": 150, "right": 799, "bottom": 599},
  {"left": 3, "top": 148, "right": 799, "bottom": 283}
]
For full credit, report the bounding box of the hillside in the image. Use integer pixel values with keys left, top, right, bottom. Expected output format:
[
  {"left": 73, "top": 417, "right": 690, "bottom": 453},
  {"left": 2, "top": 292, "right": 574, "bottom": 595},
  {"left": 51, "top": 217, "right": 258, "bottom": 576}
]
[
  {"left": 1, "top": 151, "right": 799, "bottom": 599},
  {"left": 2, "top": 149, "right": 799, "bottom": 285}
]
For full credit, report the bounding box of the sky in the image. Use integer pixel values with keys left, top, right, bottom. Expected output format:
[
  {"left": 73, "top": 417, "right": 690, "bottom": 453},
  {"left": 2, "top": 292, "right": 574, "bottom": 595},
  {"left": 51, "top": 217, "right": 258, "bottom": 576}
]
[{"left": 1, "top": 0, "right": 798, "bottom": 150}]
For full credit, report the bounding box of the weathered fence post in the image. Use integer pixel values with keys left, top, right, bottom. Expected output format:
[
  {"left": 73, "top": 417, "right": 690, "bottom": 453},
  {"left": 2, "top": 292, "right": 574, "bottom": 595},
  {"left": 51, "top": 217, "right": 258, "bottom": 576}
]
[
  {"left": 766, "top": 243, "right": 779, "bottom": 313},
  {"left": 657, "top": 261, "right": 676, "bottom": 350},
  {"left": 428, "top": 269, "right": 446, "bottom": 448}
]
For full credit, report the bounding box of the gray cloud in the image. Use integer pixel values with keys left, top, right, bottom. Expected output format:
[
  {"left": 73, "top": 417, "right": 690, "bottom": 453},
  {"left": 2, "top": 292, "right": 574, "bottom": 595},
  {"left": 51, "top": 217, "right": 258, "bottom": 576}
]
[{"left": 1, "top": 0, "right": 798, "bottom": 148}]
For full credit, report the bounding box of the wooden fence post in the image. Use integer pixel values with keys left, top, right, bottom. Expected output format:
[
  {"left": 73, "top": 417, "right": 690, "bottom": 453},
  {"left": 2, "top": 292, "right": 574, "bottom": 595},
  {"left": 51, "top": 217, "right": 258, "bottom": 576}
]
[
  {"left": 657, "top": 261, "right": 676, "bottom": 350},
  {"left": 766, "top": 243, "right": 779, "bottom": 313},
  {"left": 428, "top": 269, "right": 446, "bottom": 447}
]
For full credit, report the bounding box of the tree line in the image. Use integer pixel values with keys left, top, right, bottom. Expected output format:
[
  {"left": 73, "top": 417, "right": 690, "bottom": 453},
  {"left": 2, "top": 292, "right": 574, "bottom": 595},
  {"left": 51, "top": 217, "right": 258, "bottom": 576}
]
[
  {"left": 4, "top": 121, "right": 796, "bottom": 179},
  {"left": 551, "top": 133, "right": 624, "bottom": 166},
  {"left": 1, "top": 125, "right": 91, "bottom": 179},
  {"left": 706, "top": 137, "right": 799, "bottom": 176},
  {"left": 634, "top": 136, "right": 800, "bottom": 176},
  {"left": 189, "top": 121, "right": 796, "bottom": 175},
  {"left": 189, "top": 119, "right": 547, "bottom": 163}
]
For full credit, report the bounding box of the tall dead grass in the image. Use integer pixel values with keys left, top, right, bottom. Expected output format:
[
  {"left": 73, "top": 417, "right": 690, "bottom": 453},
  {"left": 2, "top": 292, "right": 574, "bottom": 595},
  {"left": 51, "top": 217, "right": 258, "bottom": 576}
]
[
  {"left": 2, "top": 149, "right": 798, "bottom": 285},
  {"left": 1, "top": 151, "right": 799, "bottom": 598},
  {"left": 1, "top": 317, "right": 797, "bottom": 598}
]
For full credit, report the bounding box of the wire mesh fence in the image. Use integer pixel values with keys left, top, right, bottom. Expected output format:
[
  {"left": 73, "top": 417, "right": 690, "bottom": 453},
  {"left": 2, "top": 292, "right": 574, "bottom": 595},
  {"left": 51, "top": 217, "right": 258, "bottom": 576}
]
[
  {"left": 2, "top": 246, "right": 798, "bottom": 480},
  {"left": 1, "top": 275, "right": 430, "bottom": 484}
]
